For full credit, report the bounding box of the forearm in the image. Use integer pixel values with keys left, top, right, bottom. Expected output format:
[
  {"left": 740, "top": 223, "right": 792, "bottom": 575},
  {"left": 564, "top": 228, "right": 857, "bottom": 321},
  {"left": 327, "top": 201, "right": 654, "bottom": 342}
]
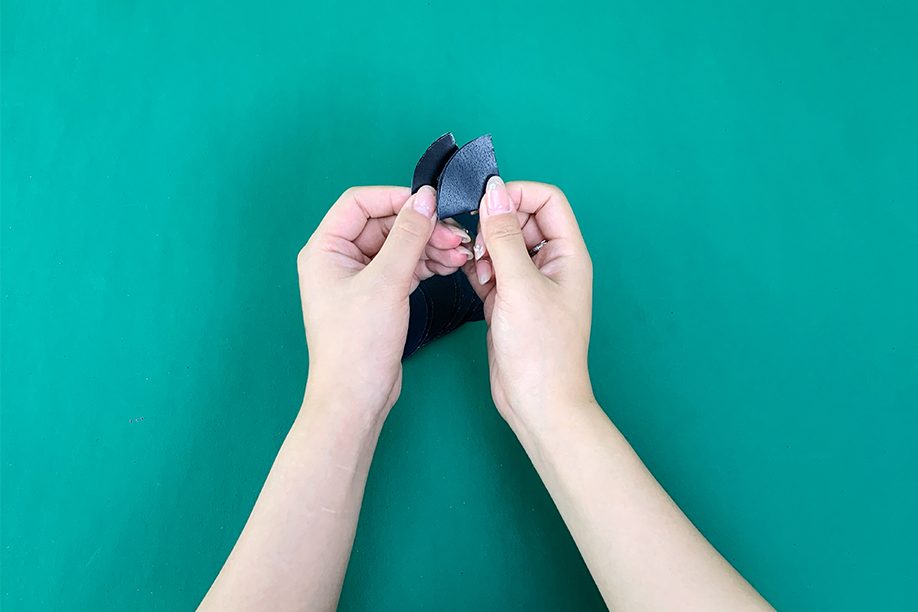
[
  {"left": 509, "top": 399, "right": 772, "bottom": 612},
  {"left": 198, "top": 386, "right": 385, "bottom": 612}
]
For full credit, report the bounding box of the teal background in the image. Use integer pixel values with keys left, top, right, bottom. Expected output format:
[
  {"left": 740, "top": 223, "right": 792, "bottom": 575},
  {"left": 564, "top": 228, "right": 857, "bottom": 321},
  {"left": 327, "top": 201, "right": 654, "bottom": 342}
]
[{"left": 2, "top": 1, "right": 916, "bottom": 610}]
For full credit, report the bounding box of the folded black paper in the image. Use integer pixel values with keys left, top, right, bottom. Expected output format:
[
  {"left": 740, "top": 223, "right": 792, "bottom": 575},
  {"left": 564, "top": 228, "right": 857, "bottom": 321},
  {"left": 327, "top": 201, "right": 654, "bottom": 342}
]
[
  {"left": 402, "top": 133, "right": 497, "bottom": 359},
  {"left": 411, "top": 133, "right": 458, "bottom": 194},
  {"left": 437, "top": 135, "right": 499, "bottom": 222}
]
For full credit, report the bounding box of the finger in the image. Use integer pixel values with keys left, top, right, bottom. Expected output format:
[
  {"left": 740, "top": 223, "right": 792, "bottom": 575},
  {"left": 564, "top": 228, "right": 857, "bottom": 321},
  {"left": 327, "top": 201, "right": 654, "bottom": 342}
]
[
  {"left": 416, "top": 259, "right": 460, "bottom": 278},
  {"left": 520, "top": 213, "right": 549, "bottom": 250},
  {"left": 478, "top": 176, "right": 536, "bottom": 283},
  {"left": 473, "top": 230, "right": 488, "bottom": 262},
  {"left": 368, "top": 186, "right": 437, "bottom": 288},
  {"left": 476, "top": 258, "right": 493, "bottom": 286},
  {"left": 474, "top": 211, "right": 546, "bottom": 258},
  {"left": 473, "top": 211, "right": 547, "bottom": 267},
  {"left": 460, "top": 260, "right": 495, "bottom": 321},
  {"left": 509, "top": 182, "right": 592, "bottom": 284},
  {"left": 506, "top": 181, "right": 586, "bottom": 250},
  {"left": 353, "top": 217, "right": 467, "bottom": 259},
  {"left": 351, "top": 218, "right": 394, "bottom": 260},
  {"left": 318, "top": 186, "right": 412, "bottom": 242},
  {"left": 425, "top": 244, "right": 474, "bottom": 268},
  {"left": 469, "top": 228, "right": 494, "bottom": 287},
  {"left": 440, "top": 219, "right": 473, "bottom": 246}
]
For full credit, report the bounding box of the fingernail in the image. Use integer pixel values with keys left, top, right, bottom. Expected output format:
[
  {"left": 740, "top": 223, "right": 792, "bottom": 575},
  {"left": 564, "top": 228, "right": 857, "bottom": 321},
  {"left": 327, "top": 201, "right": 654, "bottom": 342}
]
[
  {"left": 413, "top": 185, "right": 436, "bottom": 218},
  {"left": 486, "top": 176, "right": 511, "bottom": 214},
  {"left": 474, "top": 232, "right": 486, "bottom": 260},
  {"left": 478, "top": 260, "right": 492, "bottom": 285},
  {"left": 457, "top": 246, "right": 474, "bottom": 260},
  {"left": 446, "top": 223, "right": 471, "bottom": 243}
]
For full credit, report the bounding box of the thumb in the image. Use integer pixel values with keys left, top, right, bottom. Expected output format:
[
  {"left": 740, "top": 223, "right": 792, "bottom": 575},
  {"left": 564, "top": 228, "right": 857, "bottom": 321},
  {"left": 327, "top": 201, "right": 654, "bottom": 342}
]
[
  {"left": 479, "top": 176, "right": 535, "bottom": 284},
  {"left": 369, "top": 185, "right": 437, "bottom": 288}
]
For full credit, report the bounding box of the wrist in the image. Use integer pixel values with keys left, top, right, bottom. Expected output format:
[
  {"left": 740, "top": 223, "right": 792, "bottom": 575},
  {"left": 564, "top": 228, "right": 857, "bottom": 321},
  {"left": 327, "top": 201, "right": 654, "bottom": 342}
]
[
  {"left": 505, "top": 393, "right": 601, "bottom": 452},
  {"left": 301, "top": 370, "right": 392, "bottom": 429},
  {"left": 501, "top": 377, "right": 596, "bottom": 436},
  {"left": 291, "top": 381, "right": 389, "bottom": 476}
]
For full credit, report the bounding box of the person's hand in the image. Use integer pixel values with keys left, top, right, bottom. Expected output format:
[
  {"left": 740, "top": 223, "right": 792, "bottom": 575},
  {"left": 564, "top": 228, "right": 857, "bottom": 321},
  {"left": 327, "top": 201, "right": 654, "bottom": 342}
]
[
  {"left": 462, "top": 179, "right": 594, "bottom": 426},
  {"left": 297, "top": 186, "right": 473, "bottom": 416}
]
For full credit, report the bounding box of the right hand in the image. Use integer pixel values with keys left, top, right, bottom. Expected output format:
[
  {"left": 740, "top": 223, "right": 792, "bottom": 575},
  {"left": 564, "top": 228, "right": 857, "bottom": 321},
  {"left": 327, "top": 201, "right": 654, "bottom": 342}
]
[{"left": 462, "top": 179, "right": 595, "bottom": 426}]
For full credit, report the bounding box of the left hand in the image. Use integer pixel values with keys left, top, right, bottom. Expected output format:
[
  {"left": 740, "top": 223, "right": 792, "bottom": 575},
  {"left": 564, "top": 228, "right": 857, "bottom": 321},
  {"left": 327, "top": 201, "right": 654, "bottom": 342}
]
[{"left": 296, "top": 185, "right": 472, "bottom": 416}]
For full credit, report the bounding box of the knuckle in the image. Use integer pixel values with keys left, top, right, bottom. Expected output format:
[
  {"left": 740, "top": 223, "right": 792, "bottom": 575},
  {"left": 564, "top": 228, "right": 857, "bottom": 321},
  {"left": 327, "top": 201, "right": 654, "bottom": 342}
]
[
  {"left": 396, "top": 215, "right": 428, "bottom": 241},
  {"left": 541, "top": 183, "right": 569, "bottom": 205},
  {"left": 548, "top": 184, "right": 567, "bottom": 201},
  {"left": 487, "top": 219, "right": 521, "bottom": 243},
  {"left": 296, "top": 244, "right": 310, "bottom": 270}
]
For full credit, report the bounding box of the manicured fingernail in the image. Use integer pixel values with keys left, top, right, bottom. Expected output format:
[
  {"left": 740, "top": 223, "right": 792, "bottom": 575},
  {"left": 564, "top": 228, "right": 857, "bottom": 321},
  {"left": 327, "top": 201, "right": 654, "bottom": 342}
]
[
  {"left": 446, "top": 223, "right": 471, "bottom": 243},
  {"left": 478, "top": 260, "right": 492, "bottom": 285},
  {"left": 474, "top": 232, "right": 486, "bottom": 261},
  {"left": 486, "top": 176, "right": 511, "bottom": 214},
  {"left": 413, "top": 185, "right": 436, "bottom": 218},
  {"left": 457, "top": 246, "right": 474, "bottom": 260}
]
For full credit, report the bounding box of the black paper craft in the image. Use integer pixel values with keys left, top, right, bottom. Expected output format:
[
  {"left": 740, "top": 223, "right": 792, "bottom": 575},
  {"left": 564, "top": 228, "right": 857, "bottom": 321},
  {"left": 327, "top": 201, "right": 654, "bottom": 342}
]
[
  {"left": 411, "top": 133, "right": 458, "bottom": 194},
  {"left": 436, "top": 135, "right": 499, "bottom": 224},
  {"left": 402, "top": 133, "right": 497, "bottom": 359}
]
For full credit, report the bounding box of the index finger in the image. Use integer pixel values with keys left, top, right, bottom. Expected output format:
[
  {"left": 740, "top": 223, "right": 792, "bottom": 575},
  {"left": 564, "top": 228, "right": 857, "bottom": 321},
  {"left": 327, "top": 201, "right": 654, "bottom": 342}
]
[
  {"left": 318, "top": 186, "right": 412, "bottom": 242},
  {"left": 505, "top": 181, "right": 585, "bottom": 246}
]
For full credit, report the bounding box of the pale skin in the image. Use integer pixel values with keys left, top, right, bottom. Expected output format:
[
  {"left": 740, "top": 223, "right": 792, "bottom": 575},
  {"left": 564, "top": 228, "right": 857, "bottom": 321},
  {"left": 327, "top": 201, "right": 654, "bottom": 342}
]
[{"left": 197, "top": 180, "right": 775, "bottom": 612}]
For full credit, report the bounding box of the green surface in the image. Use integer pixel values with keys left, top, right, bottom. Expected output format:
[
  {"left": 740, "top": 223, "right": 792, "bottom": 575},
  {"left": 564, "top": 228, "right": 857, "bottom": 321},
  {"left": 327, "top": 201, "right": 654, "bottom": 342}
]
[{"left": 2, "top": 1, "right": 917, "bottom": 610}]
